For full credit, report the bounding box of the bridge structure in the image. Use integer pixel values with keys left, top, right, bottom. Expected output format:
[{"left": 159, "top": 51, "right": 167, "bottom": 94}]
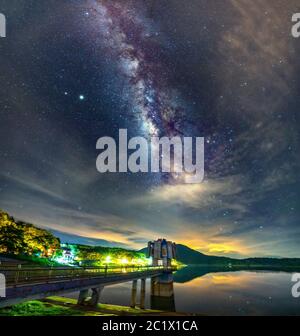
[{"left": 0, "top": 264, "right": 176, "bottom": 309}]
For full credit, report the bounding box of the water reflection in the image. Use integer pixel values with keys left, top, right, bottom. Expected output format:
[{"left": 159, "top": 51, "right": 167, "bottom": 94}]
[
  {"left": 64, "top": 266, "right": 300, "bottom": 315},
  {"left": 150, "top": 273, "right": 175, "bottom": 312},
  {"left": 172, "top": 267, "right": 300, "bottom": 315}
]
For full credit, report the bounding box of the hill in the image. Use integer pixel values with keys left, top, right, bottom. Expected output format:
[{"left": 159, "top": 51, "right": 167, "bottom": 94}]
[{"left": 140, "top": 244, "right": 300, "bottom": 268}]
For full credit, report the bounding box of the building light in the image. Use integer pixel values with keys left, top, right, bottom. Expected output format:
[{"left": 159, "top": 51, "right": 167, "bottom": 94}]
[
  {"left": 105, "top": 255, "right": 112, "bottom": 263},
  {"left": 120, "top": 258, "right": 128, "bottom": 264}
]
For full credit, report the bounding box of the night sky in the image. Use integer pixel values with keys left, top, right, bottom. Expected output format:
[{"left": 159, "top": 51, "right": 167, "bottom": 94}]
[{"left": 0, "top": 0, "right": 299, "bottom": 258}]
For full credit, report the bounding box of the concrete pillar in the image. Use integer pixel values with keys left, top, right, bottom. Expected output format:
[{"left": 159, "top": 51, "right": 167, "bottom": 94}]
[
  {"left": 89, "top": 287, "right": 104, "bottom": 307},
  {"left": 130, "top": 280, "right": 137, "bottom": 308},
  {"left": 150, "top": 274, "right": 175, "bottom": 312},
  {"left": 77, "top": 289, "right": 89, "bottom": 305},
  {"left": 140, "top": 278, "right": 146, "bottom": 309}
]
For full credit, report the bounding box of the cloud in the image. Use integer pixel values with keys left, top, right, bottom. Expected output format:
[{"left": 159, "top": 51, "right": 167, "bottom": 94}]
[
  {"left": 132, "top": 175, "right": 247, "bottom": 214},
  {"left": 219, "top": 0, "right": 296, "bottom": 112}
]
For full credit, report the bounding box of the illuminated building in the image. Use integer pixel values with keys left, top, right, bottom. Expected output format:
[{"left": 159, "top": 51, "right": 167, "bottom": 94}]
[{"left": 147, "top": 238, "right": 176, "bottom": 267}]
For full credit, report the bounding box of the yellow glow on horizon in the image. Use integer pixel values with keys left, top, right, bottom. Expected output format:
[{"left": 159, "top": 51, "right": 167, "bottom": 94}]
[
  {"left": 171, "top": 234, "right": 251, "bottom": 257},
  {"left": 207, "top": 243, "right": 238, "bottom": 254}
]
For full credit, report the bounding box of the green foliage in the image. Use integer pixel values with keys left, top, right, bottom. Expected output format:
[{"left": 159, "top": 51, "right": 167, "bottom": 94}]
[
  {"left": 0, "top": 297, "right": 163, "bottom": 316},
  {"left": 0, "top": 301, "right": 82, "bottom": 316},
  {"left": 0, "top": 211, "right": 25, "bottom": 254},
  {"left": 73, "top": 244, "right": 148, "bottom": 266},
  {"left": 0, "top": 210, "right": 60, "bottom": 257}
]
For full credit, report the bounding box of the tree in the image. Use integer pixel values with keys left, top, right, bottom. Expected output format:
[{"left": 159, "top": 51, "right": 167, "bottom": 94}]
[
  {"left": 0, "top": 210, "right": 60, "bottom": 256},
  {"left": 0, "top": 211, "right": 25, "bottom": 254}
]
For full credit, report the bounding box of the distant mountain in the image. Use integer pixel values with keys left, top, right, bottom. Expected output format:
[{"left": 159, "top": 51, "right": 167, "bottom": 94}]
[
  {"left": 140, "top": 244, "right": 300, "bottom": 268},
  {"left": 140, "top": 244, "right": 232, "bottom": 265},
  {"left": 172, "top": 244, "right": 233, "bottom": 265}
]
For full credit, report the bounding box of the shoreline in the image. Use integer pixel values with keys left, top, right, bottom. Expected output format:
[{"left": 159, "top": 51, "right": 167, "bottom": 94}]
[{"left": 0, "top": 296, "right": 192, "bottom": 316}]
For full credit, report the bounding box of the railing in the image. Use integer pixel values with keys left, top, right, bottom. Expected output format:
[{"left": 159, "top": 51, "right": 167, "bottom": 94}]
[{"left": 0, "top": 265, "right": 176, "bottom": 287}]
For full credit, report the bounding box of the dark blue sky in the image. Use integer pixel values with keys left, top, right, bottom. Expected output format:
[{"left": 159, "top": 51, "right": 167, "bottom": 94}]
[{"left": 0, "top": 0, "right": 299, "bottom": 257}]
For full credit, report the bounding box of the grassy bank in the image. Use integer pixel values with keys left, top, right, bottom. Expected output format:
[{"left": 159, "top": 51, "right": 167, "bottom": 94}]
[
  {"left": 0, "top": 296, "right": 166, "bottom": 316},
  {"left": 0, "top": 300, "right": 83, "bottom": 316}
]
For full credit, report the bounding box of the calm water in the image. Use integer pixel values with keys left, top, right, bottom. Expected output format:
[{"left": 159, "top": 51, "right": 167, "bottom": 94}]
[{"left": 64, "top": 267, "right": 300, "bottom": 316}]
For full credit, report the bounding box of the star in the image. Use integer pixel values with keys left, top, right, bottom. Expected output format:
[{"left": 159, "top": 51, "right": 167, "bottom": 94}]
[{"left": 79, "top": 95, "right": 85, "bottom": 101}]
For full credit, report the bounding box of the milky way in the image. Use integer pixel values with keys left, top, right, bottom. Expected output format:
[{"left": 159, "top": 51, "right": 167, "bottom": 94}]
[{"left": 88, "top": 0, "right": 187, "bottom": 139}]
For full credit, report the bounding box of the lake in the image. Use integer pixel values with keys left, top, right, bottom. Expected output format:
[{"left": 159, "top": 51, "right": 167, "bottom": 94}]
[{"left": 64, "top": 267, "right": 300, "bottom": 316}]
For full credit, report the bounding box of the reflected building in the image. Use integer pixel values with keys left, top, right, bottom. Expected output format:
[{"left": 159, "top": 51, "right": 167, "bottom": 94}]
[{"left": 150, "top": 273, "right": 176, "bottom": 312}]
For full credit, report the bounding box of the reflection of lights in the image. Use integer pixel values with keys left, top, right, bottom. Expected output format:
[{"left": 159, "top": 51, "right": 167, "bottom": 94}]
[
  {"left": 171, "top": 259, "right": 178, "bottom": 266},
  {"left": 211, "top": 274, "right": 240, "bottom": 285}
]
